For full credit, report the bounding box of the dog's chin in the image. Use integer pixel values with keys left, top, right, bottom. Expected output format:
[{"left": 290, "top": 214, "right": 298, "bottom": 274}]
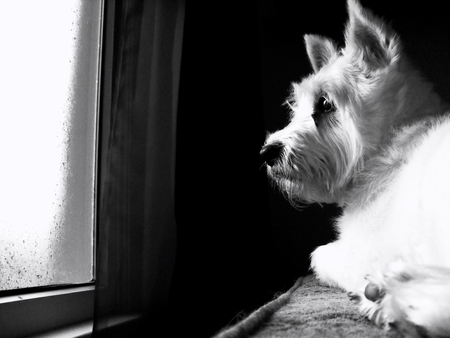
[
  {"left": 266, "top": 165, "right": 287, "bottom": 182},
  {"left": 267, "top": 166, "right": 339, "bottom": 206}
]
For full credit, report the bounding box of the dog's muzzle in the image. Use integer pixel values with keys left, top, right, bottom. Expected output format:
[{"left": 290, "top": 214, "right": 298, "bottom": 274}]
[{"left": 260, "top": 142, "right": 284, "bottom": 167}]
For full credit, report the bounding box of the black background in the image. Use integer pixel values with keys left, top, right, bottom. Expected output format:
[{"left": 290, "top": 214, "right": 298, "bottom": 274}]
[{"left": 171, "top": 1, "right": 450, "bottom": 336}]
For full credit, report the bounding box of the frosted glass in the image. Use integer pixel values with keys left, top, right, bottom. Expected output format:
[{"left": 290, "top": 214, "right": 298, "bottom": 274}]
[{"left": 0, "top": 1, "right": 101, "bottom": 290}]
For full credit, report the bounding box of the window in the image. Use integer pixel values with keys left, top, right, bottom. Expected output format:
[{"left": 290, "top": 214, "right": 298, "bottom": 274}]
[
  {"left": 0, "top": 0, "right": 103, "bottom": 336},
  {"left": 0, "top": 1, "right": 101, "bottom": 290}
]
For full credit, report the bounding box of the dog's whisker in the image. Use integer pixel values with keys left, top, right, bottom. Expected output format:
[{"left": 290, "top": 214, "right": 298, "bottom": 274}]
[{"left": 258, "top": 162, "right": 267, "bottom": 171}]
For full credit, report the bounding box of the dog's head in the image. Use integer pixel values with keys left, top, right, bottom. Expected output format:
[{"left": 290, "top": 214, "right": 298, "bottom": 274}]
[{"left": 261, "top": 0, "right": 406, "bottom": 206}]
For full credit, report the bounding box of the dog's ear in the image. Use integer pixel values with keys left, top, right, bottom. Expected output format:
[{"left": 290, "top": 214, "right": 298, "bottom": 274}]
[
  {"left": 345, "top": 0, "right": 400, "bottom": 70},
  {"left": 304, "top": 34, "right": 339, "bottom": 73}
]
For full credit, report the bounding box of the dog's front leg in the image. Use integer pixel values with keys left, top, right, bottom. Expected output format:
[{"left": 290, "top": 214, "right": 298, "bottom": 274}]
[{"left": 310, "top": 240, "right": 367, "bottom": 291}]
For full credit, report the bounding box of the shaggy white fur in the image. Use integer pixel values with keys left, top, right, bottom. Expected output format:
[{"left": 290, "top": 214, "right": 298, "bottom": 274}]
[
  {"left": 350, "top": 262, "right": 450, "bottom": 337},
  {"left": 260, "top": 0, "right": 450, "bottom": 336}
]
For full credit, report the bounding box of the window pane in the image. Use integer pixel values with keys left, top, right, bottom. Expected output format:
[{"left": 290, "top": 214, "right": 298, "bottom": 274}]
[{"left": 0, "top": 1, "right": 102, "bottom": 290}]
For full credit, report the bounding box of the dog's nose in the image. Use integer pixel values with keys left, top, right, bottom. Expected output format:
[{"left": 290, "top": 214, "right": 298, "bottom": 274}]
[{"left": 260, "top": 142, "right": 283, "bottom": 167}]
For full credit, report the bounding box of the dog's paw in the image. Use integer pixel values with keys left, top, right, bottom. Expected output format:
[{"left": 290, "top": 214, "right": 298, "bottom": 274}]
[
  {"left": 349, "top": 262, "right": 450, "bottom": 338},
  {"left": 348, "top": 279, "right": 387, "bottom": 328}
]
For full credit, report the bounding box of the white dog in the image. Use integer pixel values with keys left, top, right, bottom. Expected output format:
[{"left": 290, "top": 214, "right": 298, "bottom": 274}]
[{"left": 260, "top": 1, "right": 450, "bottom": 336}]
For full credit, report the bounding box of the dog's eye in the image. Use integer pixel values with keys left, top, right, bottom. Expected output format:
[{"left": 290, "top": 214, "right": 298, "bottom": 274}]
[
  {"left": 313, "top": 96, "right": 335, "bottom": 127},
  {"left": 318, "top": 96, "right": 334, "bottom": 113}
]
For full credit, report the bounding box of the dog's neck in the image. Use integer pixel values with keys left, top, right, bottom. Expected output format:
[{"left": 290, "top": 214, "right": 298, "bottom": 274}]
[{"left": 377, "top": 60, "right": 448, "bottom": 149}]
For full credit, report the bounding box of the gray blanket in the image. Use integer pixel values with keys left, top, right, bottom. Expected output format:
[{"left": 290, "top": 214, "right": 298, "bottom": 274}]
[{"left": 214, "top": 276, "right": 401, "bottom": 338}]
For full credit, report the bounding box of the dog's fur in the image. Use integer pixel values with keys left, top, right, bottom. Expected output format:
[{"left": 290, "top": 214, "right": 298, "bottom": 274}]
[{"left": 260, "top": 1, "right": 450, "bottom": 336}]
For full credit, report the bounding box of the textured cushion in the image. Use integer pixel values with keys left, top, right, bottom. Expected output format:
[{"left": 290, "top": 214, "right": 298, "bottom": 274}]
[{"left": 214, "top": 275, "right": 401, "bottom": 338}]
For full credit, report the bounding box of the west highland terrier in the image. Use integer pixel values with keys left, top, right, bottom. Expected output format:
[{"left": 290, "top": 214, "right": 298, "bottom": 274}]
[{"left": 260, "top": 1, "right": 450, "bottom": 337}]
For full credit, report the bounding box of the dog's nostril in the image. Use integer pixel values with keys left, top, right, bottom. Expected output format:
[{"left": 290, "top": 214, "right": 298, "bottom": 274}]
[{"left": 260, "top": 142, "right": 284, "bottom": 166}]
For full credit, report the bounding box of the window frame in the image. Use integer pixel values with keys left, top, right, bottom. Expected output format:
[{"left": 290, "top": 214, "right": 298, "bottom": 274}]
[{"left": 0, "top": 0, "right": 108, "bottom": 336}]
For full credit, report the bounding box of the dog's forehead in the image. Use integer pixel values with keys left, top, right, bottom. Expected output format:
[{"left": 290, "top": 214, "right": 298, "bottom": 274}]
[{"left": 297, "top": 59, "right": 355, "bottom": 104}]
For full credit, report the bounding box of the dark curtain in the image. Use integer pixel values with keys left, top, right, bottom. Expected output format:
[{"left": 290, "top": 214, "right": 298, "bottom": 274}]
[
  {"left": 93, "top": 1, "right": 280, "bottom": 337},
  {"left": 170, "top": 2, "right": 278, "bottom": 337},
  {"left": 93, "top": 0, "right": 185, "bottom": 336}
]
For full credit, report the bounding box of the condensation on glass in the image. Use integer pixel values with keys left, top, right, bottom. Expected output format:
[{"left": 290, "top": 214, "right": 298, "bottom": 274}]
[{"left": 0, "top": 1, "right": 102, "bottom": 290}]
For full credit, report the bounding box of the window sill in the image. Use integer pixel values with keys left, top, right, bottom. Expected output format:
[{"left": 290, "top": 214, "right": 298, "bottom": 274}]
[
  {"left": 29, "top": 320, "right": 93, "bottom": 338},
  {"left": 1, "top": 285, "right": 141, "bottom": 338},
  {"left": 28, "top": 314, "right": 141, "bottom": 338},
  {"left": 0, "top": 285, "right": 94, "bottom": 338}
]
